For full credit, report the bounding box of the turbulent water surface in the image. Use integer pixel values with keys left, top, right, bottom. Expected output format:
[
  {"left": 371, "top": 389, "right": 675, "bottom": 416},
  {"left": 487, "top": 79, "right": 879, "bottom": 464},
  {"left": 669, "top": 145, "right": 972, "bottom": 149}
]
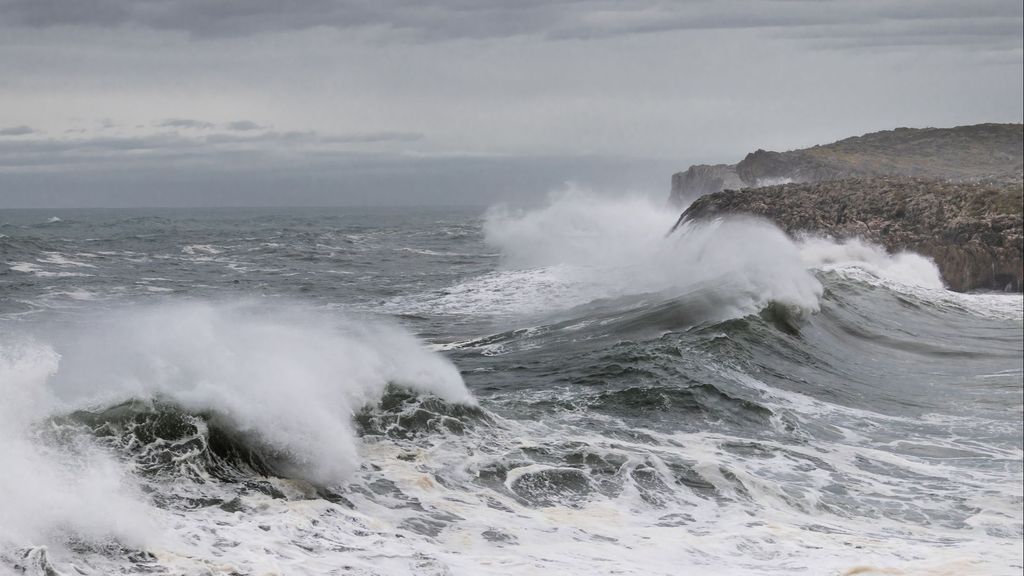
[{"left": 1, "top": 194, "right": 1021, "bottom": 576}]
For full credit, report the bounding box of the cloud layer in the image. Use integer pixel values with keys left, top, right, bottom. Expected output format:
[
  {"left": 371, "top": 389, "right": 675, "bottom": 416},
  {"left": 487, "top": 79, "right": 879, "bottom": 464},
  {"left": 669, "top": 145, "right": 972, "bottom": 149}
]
[
  {"left": 0, "top": 122, "right": 670, "bottom": 208},
  {"left": 0, "top": 125, "right": 35, "bottom": 136},
  {"left": 2, "top": 0, "right": 1021, "bottom": 49},
  {"left": 0, "top": 125, "right": 426, "bottom": 173},
  {"left": 0, "top": 1, "right": 1020, "bottom": 207}
]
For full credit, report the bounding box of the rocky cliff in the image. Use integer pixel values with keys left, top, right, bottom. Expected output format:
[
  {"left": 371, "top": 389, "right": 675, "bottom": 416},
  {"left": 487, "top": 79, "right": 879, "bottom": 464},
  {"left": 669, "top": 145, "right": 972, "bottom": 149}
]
[
  {"left": 669, "top": 123, "right": 1024, "bottom": 207},
  {"left": 671, "top": 164, "right": 745, "bottom": 202},
  {"left": 675, "top": 177, "right": 1024, "bottom": 292}
]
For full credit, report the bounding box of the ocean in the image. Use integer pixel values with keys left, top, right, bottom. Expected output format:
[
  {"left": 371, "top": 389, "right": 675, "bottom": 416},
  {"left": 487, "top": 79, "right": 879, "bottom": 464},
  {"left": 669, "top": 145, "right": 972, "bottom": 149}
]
[{"left": 1, "top": 193, "right": 1021, "bottom": 575}]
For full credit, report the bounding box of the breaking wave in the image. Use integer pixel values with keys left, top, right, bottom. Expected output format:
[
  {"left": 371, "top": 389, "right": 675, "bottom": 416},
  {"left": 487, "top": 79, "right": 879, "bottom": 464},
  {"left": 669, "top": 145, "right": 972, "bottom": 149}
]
[
  {"left": 0, "top": 301, "right": 474, "bottom": 565},
  {"left": 406, "top": 190, "right": 824, "bottom": 319},
  {"left": 399, "top": 190, "right": 970, "bottom": 326},
  {"left": 1, "top": 203, "right": 1020, "bottom": 576}
]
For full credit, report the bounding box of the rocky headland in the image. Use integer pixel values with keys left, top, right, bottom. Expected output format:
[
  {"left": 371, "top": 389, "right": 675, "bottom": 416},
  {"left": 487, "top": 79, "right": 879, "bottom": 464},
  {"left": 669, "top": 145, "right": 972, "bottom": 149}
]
[
  {"left": 669, "top": 124, "right": 1023, "bottom": 292},
  {"left": 670, "top": 123, "right": 1023, "bottom": 207}
]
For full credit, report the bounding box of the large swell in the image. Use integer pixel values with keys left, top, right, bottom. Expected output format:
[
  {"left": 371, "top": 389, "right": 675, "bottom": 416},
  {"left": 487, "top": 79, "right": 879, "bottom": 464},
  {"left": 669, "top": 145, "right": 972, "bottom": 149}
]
[
  {"left": 0, "top": 301, "right": 475, "bottom": 574},
  {"left": 419, "top": 191, "right": 824, "bottom": 320},
  {"left": 0, "top": 198, "right": 1021, "bottom": 575}
]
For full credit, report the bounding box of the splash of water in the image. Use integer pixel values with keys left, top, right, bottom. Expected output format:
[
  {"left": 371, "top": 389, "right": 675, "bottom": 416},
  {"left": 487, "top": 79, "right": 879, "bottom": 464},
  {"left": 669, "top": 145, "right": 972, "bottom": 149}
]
[
  {"left": 0, "top": 341, "right": 157, "bottom": 554},
  {"left": 478, "top": 188, "right": 824, "bottom": 317},
  {"left": 798, "top": 235, "right": 945, "bottom": 289},
  {"left": 0, "top": 301, "right": 474, "bottom": 558},
  {"left": 45, "top": 301, "right": 474, "bottom": 484}
]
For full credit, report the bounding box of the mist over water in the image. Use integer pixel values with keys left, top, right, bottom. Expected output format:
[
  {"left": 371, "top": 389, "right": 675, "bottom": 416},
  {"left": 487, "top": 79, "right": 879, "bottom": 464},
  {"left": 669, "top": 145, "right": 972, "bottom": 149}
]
[
  {"left": 472, "top": 191, "right": 824, "bottom": 318},
  {"left": 0, "top": 199, "right": 1021, "bottom": 575}
]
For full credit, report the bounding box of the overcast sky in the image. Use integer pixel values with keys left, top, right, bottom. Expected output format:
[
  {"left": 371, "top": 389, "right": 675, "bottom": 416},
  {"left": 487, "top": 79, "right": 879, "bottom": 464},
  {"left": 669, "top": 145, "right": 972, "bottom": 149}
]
[{"left": 1, "top": 0, "right": 1021, "bottom": 208}]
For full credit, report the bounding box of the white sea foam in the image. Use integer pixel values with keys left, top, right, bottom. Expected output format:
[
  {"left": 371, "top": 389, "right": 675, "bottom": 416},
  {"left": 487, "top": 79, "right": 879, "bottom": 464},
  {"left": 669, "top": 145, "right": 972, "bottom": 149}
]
[
  {"left": 43, "top": 301, "right": 473, "bottom": 485},
  {"left": 394, "top": 189, "right": 824, "bottom": 318},
  {"left": 278, "top": 407, "right": 1021, "bottom": 576},
  {"left": 0, "top": 340, "right": 158, "bottom": 556},
  {"left": 796, "top": 235, "right": 1023, "bottom": 320},
  {"left": 37, "top": 252, "right": 97, "bottom": 269},
  {"left": 181, "top": 244, "right": 223, "bottom": 255},
  {"left": 112, "top": 404, "right": 1016, "bottom": 576},
  {"left": 1, "top": 203, "right": 1020, "bottom": 576},
  {"left": 798, "top": 235, "right": 946, "bottom": 289},
  {"left": 949, "top": 291, "right": 1024, "bottom": 320},
  {"left": 48, "top": 288, "right": 98, "bottom": 301},
  {"left": 0, "top": 301, "right": 474, "bottom": 567},
  {"left": 7, "top": 262, "right": 93, "bottom": 278},
  {"left": 393, "top": 190, "right": 1019, "bottom": 324}
]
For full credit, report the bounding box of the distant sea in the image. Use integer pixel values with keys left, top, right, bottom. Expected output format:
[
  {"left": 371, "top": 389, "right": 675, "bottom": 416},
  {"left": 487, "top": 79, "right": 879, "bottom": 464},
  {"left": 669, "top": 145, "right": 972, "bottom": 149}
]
[{"left": 1, "top": 195, "right": 1021, "bottom": 575}]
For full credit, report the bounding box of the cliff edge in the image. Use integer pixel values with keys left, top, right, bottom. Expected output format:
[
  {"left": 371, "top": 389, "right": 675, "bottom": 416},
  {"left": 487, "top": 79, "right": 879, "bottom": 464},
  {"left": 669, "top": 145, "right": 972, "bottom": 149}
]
[{"left": 669, "top": 123, "right": 1024, "bottom": 207}]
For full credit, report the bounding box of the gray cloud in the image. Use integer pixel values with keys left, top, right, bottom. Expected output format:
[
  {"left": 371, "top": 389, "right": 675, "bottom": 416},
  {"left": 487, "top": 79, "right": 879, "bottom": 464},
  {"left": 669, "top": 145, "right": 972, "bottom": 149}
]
[
  {"left": 203, "top": 130, "right": 423, "bottom": 146},
  {"left": 1, "top": 0, "right": 1020, "bottom": 49},
  {"left": 780, "top": 14, "right": 1024, "bottom": 51},
  {"left": 0, "top": 124, "right": 673, "bottom": 208},
  {"left": 0, "top": 127, "right": 427, "bottom": 173},
  {"left": 0, "top": 125, "right": 35, "bottom": 136},
  {"left": 321, "top": 131, "right": 424, "bottom": 144},
  {"left": 225, "top": 120, "right": 264, "bottom": 131},
  {"left": 159, "top": 118, "right": 216, "bottom": 129},
  {"left": 0, "top": 1, "right": 1020, "bottom": 209}
]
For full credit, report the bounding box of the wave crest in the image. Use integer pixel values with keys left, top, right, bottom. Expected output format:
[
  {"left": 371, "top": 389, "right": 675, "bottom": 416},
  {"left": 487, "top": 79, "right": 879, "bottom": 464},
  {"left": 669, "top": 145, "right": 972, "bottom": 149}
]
[
  {"left": 45, "top": 301, "right": 474, "bottom": 485},
  {"left": 0, "top": 301, "right": 475, "bottom": 557},
  {"left": 478, "top": 190, "right": 824, "bottom": 318}
]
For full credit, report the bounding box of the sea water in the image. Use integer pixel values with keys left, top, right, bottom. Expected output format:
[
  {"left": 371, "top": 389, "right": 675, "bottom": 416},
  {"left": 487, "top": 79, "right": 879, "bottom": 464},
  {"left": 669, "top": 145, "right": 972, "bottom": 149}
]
[{"left": 1, "top": 193, "right": 1021, "bottom": 575}]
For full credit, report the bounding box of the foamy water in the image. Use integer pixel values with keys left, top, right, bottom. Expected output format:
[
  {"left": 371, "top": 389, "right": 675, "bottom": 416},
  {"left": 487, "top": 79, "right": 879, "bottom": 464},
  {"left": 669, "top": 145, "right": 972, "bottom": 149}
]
[{"left": 0, "top": 201, "right": 1020, "bottom": 575}]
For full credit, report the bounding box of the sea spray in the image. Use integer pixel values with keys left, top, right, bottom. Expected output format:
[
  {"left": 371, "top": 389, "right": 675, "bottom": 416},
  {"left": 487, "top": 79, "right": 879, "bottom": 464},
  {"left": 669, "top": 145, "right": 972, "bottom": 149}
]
[
  {"left": 797, "top": 235, "right": 946, "bottom": 289},
  {"left": 480, "top": 190, "right": 974, "bottom": 318},
  {"left": 0, "top": 300, "right": 474, "bottom": 567},
  {"left": 479, "top": 189, "right": 824, "bottom": 318},
  {"left": 0, "top": 340, "right": 157, "bottom": 556},
  {"left": 41, "top": 301, "right": 474, "bottom": 485}
]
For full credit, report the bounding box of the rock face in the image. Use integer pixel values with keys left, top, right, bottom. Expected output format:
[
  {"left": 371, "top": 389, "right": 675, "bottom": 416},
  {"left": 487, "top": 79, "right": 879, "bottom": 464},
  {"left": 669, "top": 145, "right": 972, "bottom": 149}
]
[
  {"left": 671, "top": 164, "right": 745, "bottom": 203},
  {"left": 669, "top": 123, "right": 1024, "bottom": 207},
  {"left": 676, "top": 177, "right": 1024, "bottom": 292}
]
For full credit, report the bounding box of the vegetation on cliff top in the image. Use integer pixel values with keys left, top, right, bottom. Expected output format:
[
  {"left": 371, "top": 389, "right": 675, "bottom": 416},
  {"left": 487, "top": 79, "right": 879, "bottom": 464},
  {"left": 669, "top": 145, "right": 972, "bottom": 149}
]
[
  {"left": 671, "top": 123, "right": 1024, "bottom": 207},
  {"left": 797, "top": 123, "right": 1024, "bottom": 182}
]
